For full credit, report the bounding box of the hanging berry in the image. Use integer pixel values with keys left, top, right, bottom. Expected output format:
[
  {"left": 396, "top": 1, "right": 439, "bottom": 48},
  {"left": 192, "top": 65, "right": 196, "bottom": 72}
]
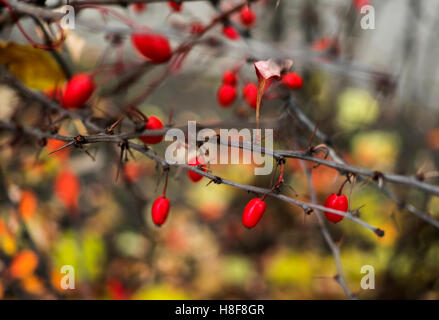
[
  {"left": 353, "top": 0, "right": 370, "bottom": 12},
  {"left": 187, "top": 156, "right": 206, "bottom": 182},
  {"left": 132, "top": 3, "right": 147, "bottom": 14},
  {"left": 139, "top": 116, "right": 164, "bottom": 145},
  {"left": 242, "top": 198, "right": 266, "bottom": 229},
  {"left": 217, "top": 84, "right": 237, "bottom": 107},
  {"left": 242, "top": 83, "right": 258, "bottom": 109},
  {"left": 168, "top": 1, "right": 182, "bottom": 12},
  {"left": 222, "top": 70, "right": 238, "bottom": 86},
  {"left": 131, "top": 31, "right": 172, "bottom": 64},
  {"left": 222, "top": 25, "right": 240, "bottom": 40},
  {"left": 239, "top": 6, "right": 256, "bottom": 27},
  {"left": 323, "top": 179, "right": 350, "bottom": 223},
  {"left": 152, "top": 168, "right": 171, "bottom": 226},
  {"left": 312, "top": 37, "right": 341, "bottom": 57},
  {"left": 323, "top": 193, "right": 348, "bottom": 223},
  {"left": 151, "top": 196, "right": 170, "bottom": 226},
  {"left": 282, "top": 72, "right": 303, "bottom": 90},
  {"left": 61, "top": 73, "right": 95, "bottom": 109}
]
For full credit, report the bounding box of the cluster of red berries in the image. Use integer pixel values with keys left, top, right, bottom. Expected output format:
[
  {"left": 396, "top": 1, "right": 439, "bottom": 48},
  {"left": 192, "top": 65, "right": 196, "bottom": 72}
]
[
  {"left": 241, "top": 188, "right": 348, "bottom": 229},
  {"left": 49, "top": 2, "right": 345, "bottom": 231},
  {"left": 217, "top": 70, "right": 238, "bottom": 108},
  {"left": 217, "top": 70, "right": 303, "bottom": 109},
  {"left": 222, "top": 5, "right": 257, "bottom": 40},
  {"left": 216, "top": 70, "right": 260, "bottom": 109}
]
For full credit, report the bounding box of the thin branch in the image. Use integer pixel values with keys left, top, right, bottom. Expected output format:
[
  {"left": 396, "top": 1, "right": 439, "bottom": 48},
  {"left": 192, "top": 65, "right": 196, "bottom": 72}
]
[
  {"left": 287, "top": 95, "right": 439, "bottom": 230},
  {"left": 0, "top": 119, "right": 384, "bottom": 236}
]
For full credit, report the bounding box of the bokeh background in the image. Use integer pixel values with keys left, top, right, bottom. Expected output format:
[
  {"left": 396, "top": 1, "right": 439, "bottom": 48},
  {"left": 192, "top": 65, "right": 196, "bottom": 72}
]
[{"left": 0, "top": 0, "right": 439, "bottom": 299}]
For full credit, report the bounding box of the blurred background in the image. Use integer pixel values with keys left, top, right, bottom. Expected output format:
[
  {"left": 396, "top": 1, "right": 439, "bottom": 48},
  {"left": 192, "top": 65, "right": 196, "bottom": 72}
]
[{"left": 0, "top": 0, "right": 439, "bottom": 299}]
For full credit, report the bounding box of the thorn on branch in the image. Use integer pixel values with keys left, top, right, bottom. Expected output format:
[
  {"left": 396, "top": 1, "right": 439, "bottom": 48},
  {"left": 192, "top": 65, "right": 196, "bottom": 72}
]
[
  {"left": 372, "top": 170, "right": 383, "bottom": 182},
  {"left": 105, "top": 116, "right": 123, "bottom": 135},
  {"left": 49, "top": 141, "right": 74, "bottom": 155},
  {"left": 415, "top": 172, "right": 425, "bottom": 182},
  {"left": 50, "top": 126, "right": 59, "bottom": 134},
  {"left": 74, "top": 135, "right": 87, "bottom": 147},
  {"left": 372, "top": 170, "right": 384, "bottom": 188},
  {"left": 38, "top": 138, "right": 47, "bottom": 147},
  {"left": 397, "top": 200, "right": 406, "bottom": 210}
]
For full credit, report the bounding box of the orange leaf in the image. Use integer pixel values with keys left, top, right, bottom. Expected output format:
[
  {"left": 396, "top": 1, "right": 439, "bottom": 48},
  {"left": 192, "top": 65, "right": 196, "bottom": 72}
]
[
  {"left": 123, "top": 162, "right": 143, "bottom": 183},
  {"left": 21, "top": 275, "right": 45, "bottom": 295},
  {"left": 54, "top": 168, "right": 81, "bottom": 213},
  {"left": 19, "top": 190, "right": 38, "bottom": 221},
  {"left": 9, "top": 250, "right": 39, "bottom": 279}
]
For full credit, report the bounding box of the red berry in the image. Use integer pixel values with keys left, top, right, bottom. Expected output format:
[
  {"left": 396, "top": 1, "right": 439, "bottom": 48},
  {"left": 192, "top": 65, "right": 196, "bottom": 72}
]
[
  {"left": 312, "top": 37, "right": 341, "bottom": 57},
  {"left": 242, "top": 198, "right": 266, "bottom": 229},
  {"left": 217, "top": 84, "right": 237, "bottom": 107},
  {"left": 151, "top": 196, "right": 170, "bottom": 226},
  {"left": 239, "top": 6, "right": 256, "bottom": 27},
  {"left": 242, "top": 83, "right": 258, "bottom": 109},
  {"left": 187, "top": 157, "right": 206, "bottom": 182},
  {"left": 139, "top": 116, "right": 164, "bottom": 144},
  {"left": 323, "top": 193, "right": 348, "bottom": 223},
  {"left": 282, "top": 72, "right": 303, "bottom": 90},
  {"left": 222, "top": 70, "right": 237, "bottom": 86},
  {"left": 353, "top": 0, "right": 370, "bottom": 12},
  {"left": 131, "top": 31, "right": 172, "bottom": 64},
  {"left": 168, "top": 1, "right": 182, "bottom": 12},
  {"left": 132, "top": 3, "right": 146, "bottom": 14},
  {"left": 61, "top": 73, "right": 95, "bottom": 110},
  {"left": 222, "top": 25, "right": 239, "bottom": 40}
]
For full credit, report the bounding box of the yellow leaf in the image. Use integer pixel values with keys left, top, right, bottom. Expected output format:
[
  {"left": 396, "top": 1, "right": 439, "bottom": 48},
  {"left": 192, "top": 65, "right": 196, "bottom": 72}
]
[
  {"left": 133, "top": 284, "right": 189, "bottom": 300},
  {"left": 0, "top": 41, "right": 65, "bottom": 90}
]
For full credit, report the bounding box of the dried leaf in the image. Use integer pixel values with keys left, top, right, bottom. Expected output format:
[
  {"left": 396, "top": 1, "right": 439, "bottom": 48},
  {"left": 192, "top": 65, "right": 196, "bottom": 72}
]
[{"left": 254, "top": 59, "right": 282, "bottom": 82}]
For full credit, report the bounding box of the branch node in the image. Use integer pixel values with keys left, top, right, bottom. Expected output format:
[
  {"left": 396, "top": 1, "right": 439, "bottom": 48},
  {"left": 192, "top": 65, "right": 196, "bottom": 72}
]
[{"left": 374, "top": 228, "right": 385, "bottom": 237}]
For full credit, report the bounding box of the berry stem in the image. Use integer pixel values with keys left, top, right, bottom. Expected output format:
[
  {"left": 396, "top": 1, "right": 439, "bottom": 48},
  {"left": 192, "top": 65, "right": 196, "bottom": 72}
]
[
  {"left": 126, "top": 106, "right": 148, "bottom": 123},
  {"left": 261, "top": 161, "right": 285, "bottom": 202},
  {"left": 162, "top": 168, "right": 169, "bottom": 197},
  {"left": 337, "top": 176, "right": 350, "bottom": 196},
  {"left": 77, "top": 5, "right": 135, "bottom": 28}
]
